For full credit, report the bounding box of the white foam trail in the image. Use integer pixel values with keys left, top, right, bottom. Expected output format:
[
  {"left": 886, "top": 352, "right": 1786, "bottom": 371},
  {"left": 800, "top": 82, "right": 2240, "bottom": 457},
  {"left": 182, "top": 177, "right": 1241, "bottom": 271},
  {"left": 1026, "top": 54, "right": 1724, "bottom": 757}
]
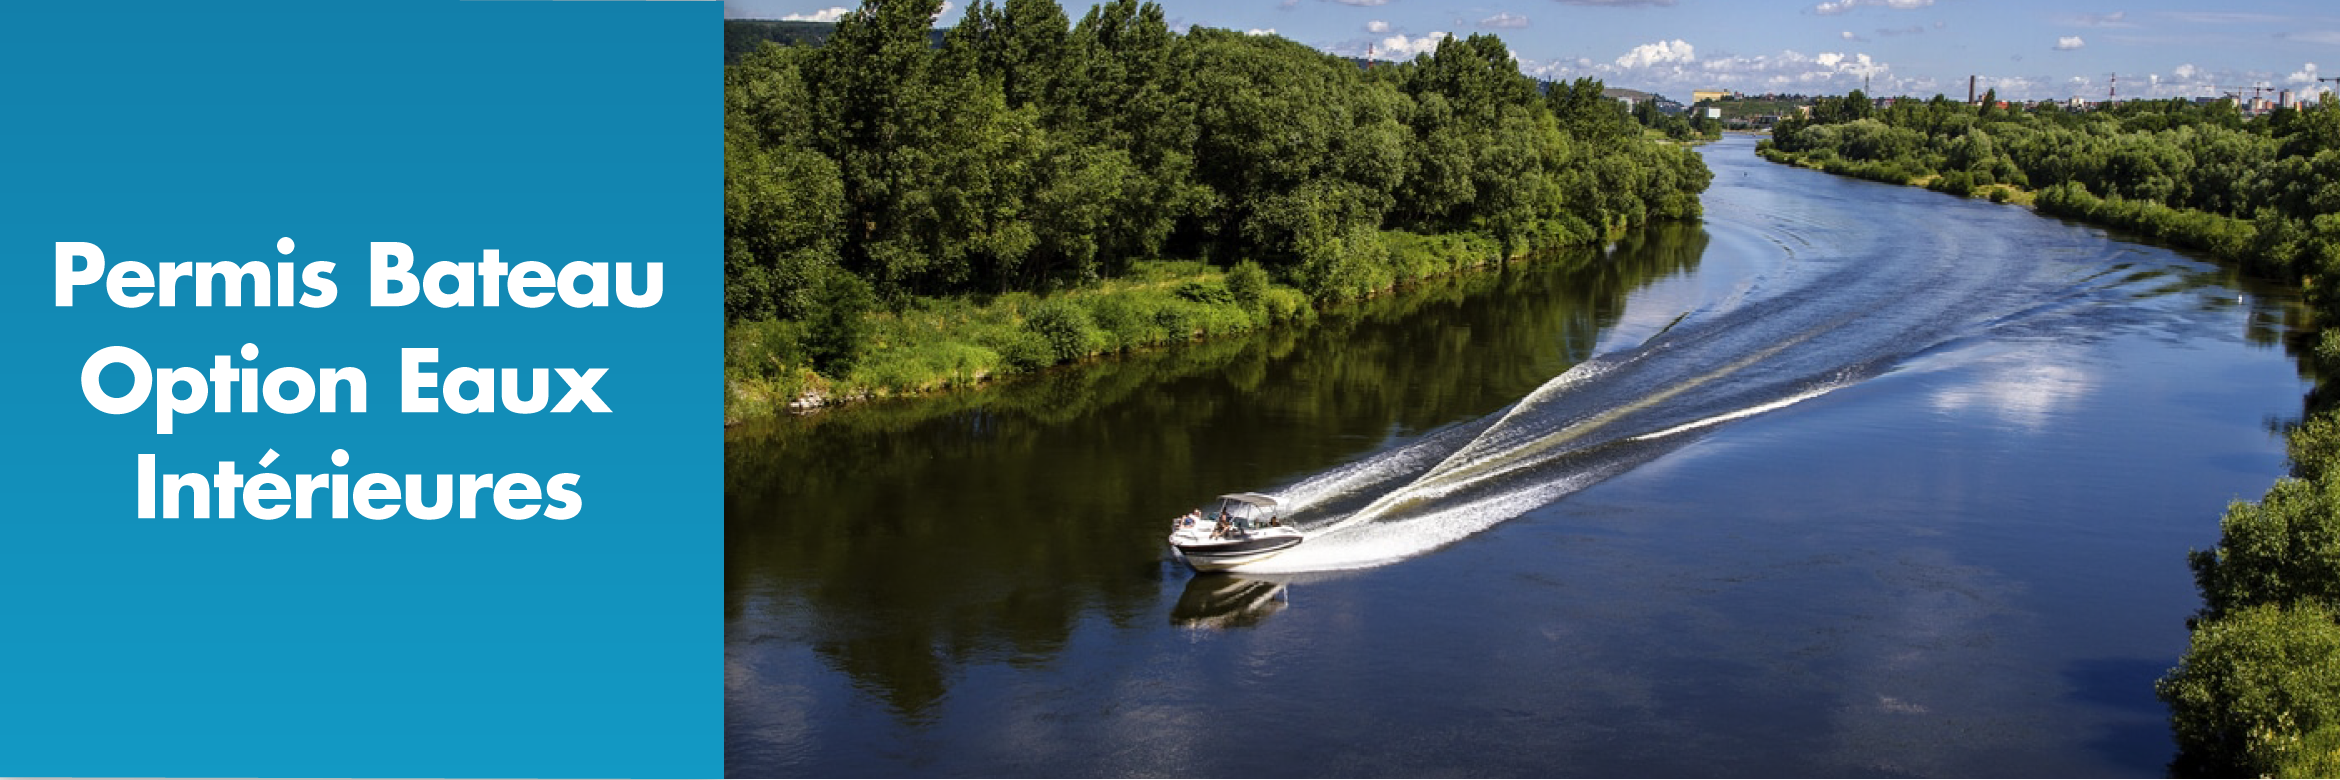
[
  {"left": 1273, "top": 422, "right": 1479, "bottom": 510},
  {"left": 1630, "top": 383, "right": 1843, "bottom": 442},
  {"left": 1233, "top": 470, "right": 1606, "bottom": 574},
  {"left": 1299, "top": 359, "right": 1625, "bottom": 533}
]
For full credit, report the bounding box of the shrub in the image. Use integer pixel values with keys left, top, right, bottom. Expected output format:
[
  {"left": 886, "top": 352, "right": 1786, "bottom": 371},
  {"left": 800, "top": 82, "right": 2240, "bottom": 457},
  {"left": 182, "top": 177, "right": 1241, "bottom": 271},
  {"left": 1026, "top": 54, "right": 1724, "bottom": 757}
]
[
  {"left": 2190, "top": 474, "right": 2340, "bottom": 620},
  {"left": 991, "top": 329, "right": 1056, "bottom": 372},
  {"left": 1261, "top": 287, "right": 1312, "bottom": 323},
  {"left": 805, "top": 273, "right": 874, "bottom": 378},
  {"left": 1084, "top": 294, "right": 1152, "bottom": 352},
  {"left": 1023, "top": 298, "right": 1099, "bottom": 364},
  {"left": 1225, "top": 260, "right": 1269, "bottom": 309},
  {"left": 2158, "top": 603, "right": 2340, "bottom": 777},
  {"left": 2292, "top": 411, "right": 2340, "bottom": 482}
]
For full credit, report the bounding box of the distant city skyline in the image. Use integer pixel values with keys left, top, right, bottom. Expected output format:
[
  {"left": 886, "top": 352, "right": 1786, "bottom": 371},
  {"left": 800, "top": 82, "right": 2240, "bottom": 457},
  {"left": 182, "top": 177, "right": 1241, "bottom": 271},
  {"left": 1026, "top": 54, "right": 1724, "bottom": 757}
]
[{"left": 724, "top": 0, "right": 2339, "bottom": 104}]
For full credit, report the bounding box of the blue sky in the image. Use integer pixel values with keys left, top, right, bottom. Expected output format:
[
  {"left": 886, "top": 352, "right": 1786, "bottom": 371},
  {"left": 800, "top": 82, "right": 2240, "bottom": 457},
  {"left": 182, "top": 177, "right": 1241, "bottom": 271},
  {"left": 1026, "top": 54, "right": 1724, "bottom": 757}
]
[{"left": 724, "top": 0, "right": 2340, "bottom": 104}]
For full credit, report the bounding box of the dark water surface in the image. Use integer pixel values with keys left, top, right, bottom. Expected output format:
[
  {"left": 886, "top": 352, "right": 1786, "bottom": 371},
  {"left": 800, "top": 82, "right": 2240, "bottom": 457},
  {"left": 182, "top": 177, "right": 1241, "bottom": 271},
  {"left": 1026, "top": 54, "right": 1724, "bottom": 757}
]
[{"left": 726, "top": 136, "right": 2317, "bottom": 776}]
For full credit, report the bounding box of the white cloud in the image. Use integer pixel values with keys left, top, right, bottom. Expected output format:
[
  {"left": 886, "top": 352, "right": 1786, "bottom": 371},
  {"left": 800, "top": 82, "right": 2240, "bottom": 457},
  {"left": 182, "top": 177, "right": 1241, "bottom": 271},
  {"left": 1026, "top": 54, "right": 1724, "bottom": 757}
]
[
  {"left": 2288, "top": 63, "right": 2323, "bottom": 84},
  {"left": 1615, "top": 39, "right": 1696, "bottom": 68},
  {"left": 1812, "top": 0, "right": 1932, "bottom": 16},
  {"left": 2064, "top": 11, "right": 2132, "bottom": 28},
  {"left": 780, "top": 6, "right": 849, "bottom": 22},
  {"left": 1375, "top": 32, "right": 1452, "bottom": 60},
  {"left": 1366, "top": 19, "right": 1391, "bottom": 33},
  {"left": 2173, "top": 63, "right": 2200, "bottom": 80},
  {"left": 1246, "top": 28, "right": 1278, "bottom": 36},
  {"left": 1841, "top": 30, "right": 1868, "bottom": 42},
  {"left": 1481, "top": 11, "right": 1530, "bottom": 29},
  {"left": 2054, "top": 36, "right": 2085, "bottom": 50}
]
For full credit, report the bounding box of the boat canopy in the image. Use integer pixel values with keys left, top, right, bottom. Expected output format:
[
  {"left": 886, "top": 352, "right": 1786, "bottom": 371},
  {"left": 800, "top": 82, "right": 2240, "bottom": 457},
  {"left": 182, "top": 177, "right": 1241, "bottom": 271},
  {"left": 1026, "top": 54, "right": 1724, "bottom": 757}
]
[{"left": 1218, "top": 493, "right": 1282, "bottom": 509}]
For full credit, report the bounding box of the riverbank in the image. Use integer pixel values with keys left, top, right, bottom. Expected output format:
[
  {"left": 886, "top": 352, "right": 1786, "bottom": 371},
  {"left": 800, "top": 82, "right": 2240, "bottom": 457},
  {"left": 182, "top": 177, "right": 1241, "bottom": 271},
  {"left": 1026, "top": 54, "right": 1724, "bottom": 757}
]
[
  {"left": 724, "top": 228, "right": 1638, "bottom": 424},
  {"left": 1760, "top": 98, "right": 2340, "bottom": 776},
  {"left": 1756, "top": 144, "right": 2038, "bottom": 206}
]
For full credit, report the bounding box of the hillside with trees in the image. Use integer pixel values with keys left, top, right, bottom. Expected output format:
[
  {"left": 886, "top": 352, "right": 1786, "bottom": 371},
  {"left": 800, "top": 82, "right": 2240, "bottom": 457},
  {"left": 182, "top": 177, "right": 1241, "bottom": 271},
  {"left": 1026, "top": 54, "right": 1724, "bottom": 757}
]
[{"left": 725, "top": 0, "right": 1711, "bottom": 416}]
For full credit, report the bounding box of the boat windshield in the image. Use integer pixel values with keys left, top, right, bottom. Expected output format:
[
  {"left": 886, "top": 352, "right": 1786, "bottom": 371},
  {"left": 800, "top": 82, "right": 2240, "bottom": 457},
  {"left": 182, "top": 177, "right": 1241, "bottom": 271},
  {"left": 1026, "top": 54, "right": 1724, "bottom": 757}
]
[{"left": 1214, "top": 495, "right": 1282, "bottom": 528}]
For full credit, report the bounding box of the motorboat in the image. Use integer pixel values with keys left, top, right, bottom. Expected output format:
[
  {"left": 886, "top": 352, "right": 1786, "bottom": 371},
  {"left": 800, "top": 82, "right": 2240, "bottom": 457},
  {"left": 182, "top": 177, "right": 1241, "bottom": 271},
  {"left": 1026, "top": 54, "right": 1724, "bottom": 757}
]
[{"left": 1167, "top": 493, "right": 1303, "bottom": 572}]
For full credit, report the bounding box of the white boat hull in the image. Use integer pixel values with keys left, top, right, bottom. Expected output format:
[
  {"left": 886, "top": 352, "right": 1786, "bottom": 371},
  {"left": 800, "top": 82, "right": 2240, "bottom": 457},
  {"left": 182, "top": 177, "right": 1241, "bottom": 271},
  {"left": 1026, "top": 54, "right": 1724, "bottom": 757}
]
[{"left": 1169, "top": 530, "right": 1303, "bottom": 572}]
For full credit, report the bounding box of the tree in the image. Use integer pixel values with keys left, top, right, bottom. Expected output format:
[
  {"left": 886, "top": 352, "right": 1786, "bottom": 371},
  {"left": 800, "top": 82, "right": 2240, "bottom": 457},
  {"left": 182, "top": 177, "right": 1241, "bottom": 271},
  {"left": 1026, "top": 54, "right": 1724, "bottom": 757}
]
[{"left": 2158, "top": 603, "right": 2340, "bottom": 777}]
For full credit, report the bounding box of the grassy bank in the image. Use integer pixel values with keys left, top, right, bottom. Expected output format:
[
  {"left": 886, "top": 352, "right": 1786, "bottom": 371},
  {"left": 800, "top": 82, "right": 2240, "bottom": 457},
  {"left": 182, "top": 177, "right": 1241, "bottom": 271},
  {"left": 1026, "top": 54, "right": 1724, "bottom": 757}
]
[
  {"left": 726, "top": 229, "right": 1537, "bottom": 423},
  {"left": 1757, "top": 144, "right": 2036, "bottom": 205}
]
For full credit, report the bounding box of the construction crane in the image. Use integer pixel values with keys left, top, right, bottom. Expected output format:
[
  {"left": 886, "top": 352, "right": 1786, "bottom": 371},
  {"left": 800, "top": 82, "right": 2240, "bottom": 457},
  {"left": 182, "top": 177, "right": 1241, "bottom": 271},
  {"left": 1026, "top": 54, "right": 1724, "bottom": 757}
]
[
  {"left": 2108, "top": 72, "right": 2118, "bottom": 99},
  {"left": 2217, "top": 84, "right": 2272, "bottom": 102}
]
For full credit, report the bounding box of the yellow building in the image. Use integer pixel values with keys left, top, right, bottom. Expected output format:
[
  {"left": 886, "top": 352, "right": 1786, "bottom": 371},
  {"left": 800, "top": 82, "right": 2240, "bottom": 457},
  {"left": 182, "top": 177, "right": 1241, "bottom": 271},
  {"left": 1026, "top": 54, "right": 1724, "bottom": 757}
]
[{"left": 1692, "top": 89, "right": 1732, "bottom": 104}]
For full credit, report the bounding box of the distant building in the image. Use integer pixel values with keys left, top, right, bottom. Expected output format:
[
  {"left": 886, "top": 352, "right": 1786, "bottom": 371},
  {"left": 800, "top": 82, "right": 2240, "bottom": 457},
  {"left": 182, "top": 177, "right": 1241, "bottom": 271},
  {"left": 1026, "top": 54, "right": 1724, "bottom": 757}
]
[
  {"left": 2280, "top": 89, "right": 2295, "bottom": 109},
  {"left": 1692, "top": 89, "right": 1732, "bottom": 103},
  {"left": 1704, "top": 107, "right": 1722, "bottom": 119}
]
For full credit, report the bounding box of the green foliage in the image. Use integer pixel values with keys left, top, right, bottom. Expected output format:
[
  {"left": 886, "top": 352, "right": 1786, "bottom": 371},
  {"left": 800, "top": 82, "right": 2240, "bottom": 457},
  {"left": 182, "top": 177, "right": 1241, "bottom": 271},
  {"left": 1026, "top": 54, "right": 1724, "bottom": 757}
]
[
  {"left": 723, "top": 260, "right": 1315, "bottom": 416},
  {"left": 726, "top": 0, "right": 1708, "bottom": 313},
  {"left": 1224, "top": 259, "right": 1268, "bottom": 308},
  {"left": 1023, "top": 297, "right": 1101, "bottom": 363},
  {"left": 2190, "top": 475, "right": 2340, "bottom": 621},
  {"left": 2292, "top": 413, "right": 2340, "bottom": 483},
  {"left": 1172, "top": 279, "right": 1234, "bottom": 305},
  {"left": 992, "top": 328, "right": 1058, "bottom": 372},
  {"left": 2158, "top": 604, "right": 2340, "bottom": 777},
  {"left": 806, "top": 273, "right": 876, "bottom": 377},
  {"left": 722, "top": 0, "right": 1716, "bottom": 414},
  {"left": 2276, "top": 725, "right": 2340, "bottom": 778}
]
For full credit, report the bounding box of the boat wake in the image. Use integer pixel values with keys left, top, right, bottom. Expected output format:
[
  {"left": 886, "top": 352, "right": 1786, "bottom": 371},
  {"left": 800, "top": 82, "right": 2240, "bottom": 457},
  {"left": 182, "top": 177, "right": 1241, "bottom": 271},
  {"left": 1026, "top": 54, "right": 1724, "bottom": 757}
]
[{"left": 1224, "top": 149, "right": 2188, "bottom": 574}]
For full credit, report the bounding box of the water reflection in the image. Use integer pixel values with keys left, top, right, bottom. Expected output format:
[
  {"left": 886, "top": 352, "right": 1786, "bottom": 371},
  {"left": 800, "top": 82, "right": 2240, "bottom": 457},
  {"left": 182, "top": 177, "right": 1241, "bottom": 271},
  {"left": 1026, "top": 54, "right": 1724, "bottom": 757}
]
[
  {"left": 1169, "top": 575, "right": 1289, "bottom": 630},
  {"left": 726, "top": 224, "right": 1706, "bottom": 730}
]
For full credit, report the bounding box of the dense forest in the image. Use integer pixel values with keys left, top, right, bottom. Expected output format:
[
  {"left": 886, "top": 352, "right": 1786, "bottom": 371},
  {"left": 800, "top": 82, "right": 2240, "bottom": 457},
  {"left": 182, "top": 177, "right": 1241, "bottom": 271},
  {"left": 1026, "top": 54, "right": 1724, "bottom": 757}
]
[
  {"left": 1764, "top": 91, "right": 2340, "bottom": 777},
  {"left": 724, "top": 0, "right": 1710, "bottom": 414}
]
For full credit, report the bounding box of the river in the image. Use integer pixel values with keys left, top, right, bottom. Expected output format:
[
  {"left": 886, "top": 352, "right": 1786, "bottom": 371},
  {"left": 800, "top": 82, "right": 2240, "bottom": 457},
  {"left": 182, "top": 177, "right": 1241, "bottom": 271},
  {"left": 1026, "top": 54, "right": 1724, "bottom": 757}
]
[{"left": 725, "top": 135, "right": 2317, "bottom": 776}]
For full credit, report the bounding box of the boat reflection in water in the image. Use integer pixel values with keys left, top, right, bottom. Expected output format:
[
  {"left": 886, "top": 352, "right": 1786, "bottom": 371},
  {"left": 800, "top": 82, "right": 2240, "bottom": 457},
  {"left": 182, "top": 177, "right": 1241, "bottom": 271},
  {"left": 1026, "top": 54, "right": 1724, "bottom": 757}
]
[{"left": 1170, "top": 575, "right": 1290, "bottom": 630}]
